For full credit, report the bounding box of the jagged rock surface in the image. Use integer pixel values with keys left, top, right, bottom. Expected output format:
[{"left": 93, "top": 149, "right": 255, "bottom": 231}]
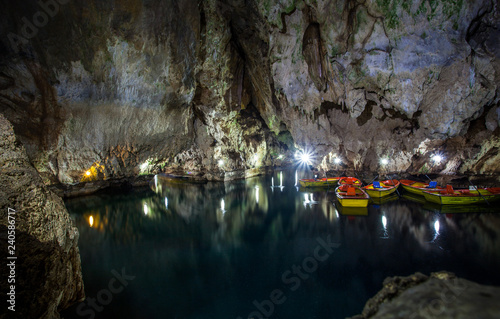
[
  {"left": 348, "top": 272, "right": 500, "bottom": 319},
  {"left": 0, "top": 114, "right": 84, "bottom": 318},
  {"left": 0, "top": 0, "right": 499, "bottom": 187}
]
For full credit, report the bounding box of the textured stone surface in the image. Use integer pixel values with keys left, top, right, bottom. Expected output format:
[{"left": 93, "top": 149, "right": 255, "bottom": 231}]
[
  {"left": 0, "top": 114, "right": 84, "bottom": 318},
  {"left": 0, "top": 0, "right": 499, "bottom": 187},
  {"left": 349, "top": 272, "right": 500, "bottom": 319}
]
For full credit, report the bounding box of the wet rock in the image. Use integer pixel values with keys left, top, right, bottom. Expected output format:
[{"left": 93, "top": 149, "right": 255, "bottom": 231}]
[
  {"left": 349, "top": 271, "right": 500, "bottom": 319},
  {"left": 0, "top": 114, "right": 84, "bottom": 318}
]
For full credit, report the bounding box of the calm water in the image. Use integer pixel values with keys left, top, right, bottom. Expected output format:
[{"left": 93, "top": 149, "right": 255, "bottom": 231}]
[{"left": 62, "top": 170, "right": 500, "bottom": 319}]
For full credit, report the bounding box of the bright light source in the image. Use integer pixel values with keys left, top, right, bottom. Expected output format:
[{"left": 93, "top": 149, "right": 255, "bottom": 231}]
[
  {"left": 382, "top": 216, "right": 387, "bottom": 228},
  {"left": 143, "top": 204, "right": 149, "bottom": 215},
  {"left": 140, "top": 162, "right": 149, "bottom": 171},
  {"left": 85, "top": 170, "right": 91, "bottom": 176},
  {"left": 334, "top": 158, "right": 341, "bottom": 164},
  {"left": 218, "top": 160, "right": 224, "bottom": 166},
  {"left": 434, "top": 220, "right": 440, "bottom": 233},
  {"left": 432, "top": 154, "right": 443, "bottom": 164},
  {"left": 165, "top": 197, "right": 168, "bottom": 209},
  {"left": 220, "top": 199, "right": 225, "bottom": 212},
  {"left": 296, "top": 150, "right": 313, "bottom": 165},
  {"left": 380, "top": 158, "right": 389, "bottom": 165},
  {"left": 278, "top": 154, "right": 284, "bottom": 159},
  {"left": 89, "top": 215, "right": 94, "bottom": 227},
  {"left": 301, "top": 153, "right": 310, "bottom": 163}
]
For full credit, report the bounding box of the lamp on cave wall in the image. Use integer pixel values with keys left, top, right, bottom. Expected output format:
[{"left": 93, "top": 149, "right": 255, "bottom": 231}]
[
  {"left": 296, "top": 149, "right": 313, "bottom": 166},
  {"left": 380, "top": 158, "right": 389, "bottom": 166},
  {"left": 85, "top": 170, "right": 91, "bottom": 176},
  {"left": 333, "top": 157, "right": 341, "bottom": 165},
  {"left": 431, "top": 154, "right": 444, "bottom": 165},
  {"left": 218, "top": 159, "right": 224, "bottom": 167}
]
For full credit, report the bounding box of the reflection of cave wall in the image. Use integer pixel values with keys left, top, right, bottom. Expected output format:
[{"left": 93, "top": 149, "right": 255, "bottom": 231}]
[{"left": 0, "top": 0, "right": 499, "bottom": 186}]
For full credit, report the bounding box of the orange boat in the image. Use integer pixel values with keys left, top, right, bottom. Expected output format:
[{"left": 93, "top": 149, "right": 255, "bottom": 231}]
[
  {"left": 338, "top": 177, "right": 363, "bottom": 187},
  {"left": 363, "top": 179, "right": 400, "bottom": 198},
  {"left": 400, "top": 179, "right": 443, "bottom": 196}
]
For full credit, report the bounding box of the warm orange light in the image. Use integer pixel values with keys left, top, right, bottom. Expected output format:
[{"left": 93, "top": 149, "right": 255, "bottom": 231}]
[
  {"left": 85, "top": 170, "right": 91, "bottom": 176},
  {"left": 89, "top": 215, "right": 94, "bottom": 227}
]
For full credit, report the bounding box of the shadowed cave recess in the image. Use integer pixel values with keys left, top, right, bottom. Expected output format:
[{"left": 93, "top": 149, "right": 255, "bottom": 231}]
[{"left": 1, "top": 0, "right": 500, "bottom": 318}]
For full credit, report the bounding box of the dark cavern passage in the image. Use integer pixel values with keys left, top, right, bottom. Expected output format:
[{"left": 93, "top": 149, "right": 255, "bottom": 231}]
[{"left": 1, "top": 0, "right": 500, "bottom": 318}]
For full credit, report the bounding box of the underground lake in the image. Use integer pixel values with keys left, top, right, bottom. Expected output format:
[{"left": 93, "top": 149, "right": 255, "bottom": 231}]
[{"left": 60, "top": 170, "right": 500, "bottom": 319}]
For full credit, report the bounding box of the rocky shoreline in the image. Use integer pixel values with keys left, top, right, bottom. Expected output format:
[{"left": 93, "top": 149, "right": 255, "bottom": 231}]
[{"left": 348, "top": 272, "right": 500, "bottom": 319}]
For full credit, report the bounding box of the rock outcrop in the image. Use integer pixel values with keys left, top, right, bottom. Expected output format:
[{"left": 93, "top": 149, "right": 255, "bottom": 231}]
[
  {"left": 0, "top": 0, "right": 499, "bottom": 187},
  {"left": 348, "top": 271, "right": 500, "bottom": 319},
  {"left": 0, "top": 114, "right": 84, "bottom": 318}
]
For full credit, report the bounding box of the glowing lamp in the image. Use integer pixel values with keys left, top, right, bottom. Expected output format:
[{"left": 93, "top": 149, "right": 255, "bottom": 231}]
[
  {"left": 143, "top": 204, "right": 149, "bottom": 215},
  {"left": 301, "top": 153, "right": 310, "bottom": 163},
  {"left": 218, "top": 160, "right": 224, "bottom": 166},
  {"left": 432, "top": 154, "right": 443, "bottom": 164},
  {"left": 334, "top": 158, "right": 341, "bottom": 164},
  {"left": 89, "top": 215, "right": 94, "bottom": 227},
  {"left": 380, "top": 158, "right": 389, "bottom": 165},
  {"left": 85, "top": 170, "right": 91, "bottom": 176},
  {"left": 434, "top": 220, "right": 440, "bottom": 233}
]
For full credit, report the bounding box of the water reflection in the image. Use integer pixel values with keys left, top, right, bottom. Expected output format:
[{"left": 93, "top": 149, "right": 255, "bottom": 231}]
[{"left": 62, "top": 171, "right": 500, "bottom": 319}]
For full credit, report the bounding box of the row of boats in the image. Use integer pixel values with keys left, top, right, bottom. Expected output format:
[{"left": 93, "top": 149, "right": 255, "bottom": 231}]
[{"left": 298, "top": 177, "right": 500, "bottom": 208}]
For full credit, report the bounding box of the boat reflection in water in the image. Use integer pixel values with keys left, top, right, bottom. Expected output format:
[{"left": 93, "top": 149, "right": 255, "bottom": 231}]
[{"left": 62, "top": 170, "right": 500, "bottom": 319}]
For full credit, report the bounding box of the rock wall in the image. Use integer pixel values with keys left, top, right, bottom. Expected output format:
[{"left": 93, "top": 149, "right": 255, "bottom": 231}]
[
  {"left": 0, "top": 0, "right": 499, "bottom": 186},
  {"left": 0, "top": 114, "right": 84, "bottom": 318},
  {"left": 349, "top": 272, "right": 500, "bottom": 319}
]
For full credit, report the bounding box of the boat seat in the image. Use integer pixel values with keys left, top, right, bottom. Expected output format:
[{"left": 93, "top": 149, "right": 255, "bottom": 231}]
[
  {"left": 427, "top": 181, "right": 437, "bottom": 188},
  {"left": 446, "top": 185, "right": 455, "bottom": 194},
  {"left": 347, "top": 187, "right": 356, "bottom": 196},
  {"left": 373, "top": 181, "right": 381, "bottom": 188}
]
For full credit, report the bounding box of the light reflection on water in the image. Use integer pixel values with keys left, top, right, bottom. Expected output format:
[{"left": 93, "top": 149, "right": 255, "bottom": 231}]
[{"left": 62, "top": 170, "right": 500, "bottom": 319}]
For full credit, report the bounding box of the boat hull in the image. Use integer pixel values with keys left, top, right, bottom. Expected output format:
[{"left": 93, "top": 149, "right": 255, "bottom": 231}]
[
  {"left": 337, "top": 197, "right": 370, "bottom": 207},
  {"left": 299, "top": 177, "right": 339, "bottom": 188},
  {"left": 423, "top": 189, "right": 500, "bottom": 205}
]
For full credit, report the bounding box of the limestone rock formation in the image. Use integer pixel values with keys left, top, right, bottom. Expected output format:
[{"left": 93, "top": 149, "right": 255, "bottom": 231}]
[
  {"left": 0, "top": 114, "right": 84, "bottom": 318},
  {"left": 348, "top": 271, "right": 500, "bottom": 319},
  {"left": 0, "top": 0, "right": 499, "bottom": 188}
]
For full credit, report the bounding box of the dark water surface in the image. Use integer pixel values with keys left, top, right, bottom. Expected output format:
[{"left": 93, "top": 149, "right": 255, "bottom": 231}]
[{"left": 62, "top": 171, "right": 500, "bottom": 319}]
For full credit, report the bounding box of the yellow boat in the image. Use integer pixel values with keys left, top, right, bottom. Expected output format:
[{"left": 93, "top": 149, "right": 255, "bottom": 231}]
[
  {"left": 363, "top": 179, "right": 400, "bottom": 198},
  {"left": 400, "top": 179, "right": 443, "bottom": 196},
  {"left": 335, "top": 185, "right": 370, "bottom": 207},
  {"left": 299, "top": 177, "right": 340, "bottom": 187},
  {"left": 423, "top": 185, "right": 500, "bottom": 205}
]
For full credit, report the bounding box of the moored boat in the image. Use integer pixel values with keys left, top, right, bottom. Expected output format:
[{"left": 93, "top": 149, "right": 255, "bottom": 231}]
[
  {"left": 423, "top": 185, "right": 500, "bottom": 205},
  {"left": 400, "top": 179, "right": 443, "bottom": 195},
  {"left": 363, "top": 179, "right": 400, "bottom": 198},
  {"left": 338, "top": 176, "right": 363, "bottom": 186},
  {"left": 335, "top": 185, "right": 370, "bottom": 207},
  {"left": 299, "top": 177, "right": 340, "bottom": 187}
]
